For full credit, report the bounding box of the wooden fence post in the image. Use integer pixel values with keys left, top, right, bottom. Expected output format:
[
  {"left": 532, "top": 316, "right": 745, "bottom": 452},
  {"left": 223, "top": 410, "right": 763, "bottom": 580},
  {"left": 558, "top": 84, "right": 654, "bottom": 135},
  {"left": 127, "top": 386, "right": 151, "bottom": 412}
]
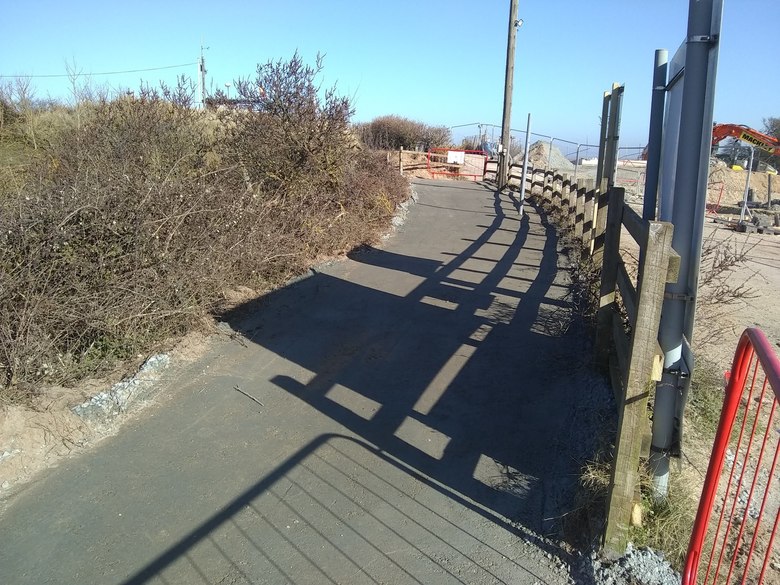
[
  {"left": 543, "top": 171, "right": 553, "bottom": 205},
  {"left": 399, "top": 147, "right": 404, "bottom": 175},
  {"left": 561, "top": 173, "right": 571, "bottom": 226},
  {"left": 595, "top": 187, "right": 624, "bottom": 369},
  {"left": 582, "top": 179, "right": 596, "bottom": 258},
  {"left": 591, "top": 178, "right": 610, "bottom": 265},
  {"left": 525, "top": 168, "right": 532, "bottom": 196},
  {"left": 551, "top": 173, "right": 561, "bottom": 210},
  {"left": 603, "top": 219, "right": 675, "bottom": 557},
  {"left": 574, "top": 180, "right": 586, "bottom": 241},
  {"left": 568, "top": 179, "right": 578, "bottom": 230}
]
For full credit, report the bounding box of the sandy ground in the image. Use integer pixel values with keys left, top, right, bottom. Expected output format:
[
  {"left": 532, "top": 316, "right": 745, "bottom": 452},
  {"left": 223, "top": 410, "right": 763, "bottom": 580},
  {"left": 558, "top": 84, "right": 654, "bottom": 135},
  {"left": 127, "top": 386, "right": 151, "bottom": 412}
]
[
  {"left": 694, "top": 220, "right": 780, "bottom": 365},
  {"left": 0, "top": 331, "right": 214, "bottom": 507}
]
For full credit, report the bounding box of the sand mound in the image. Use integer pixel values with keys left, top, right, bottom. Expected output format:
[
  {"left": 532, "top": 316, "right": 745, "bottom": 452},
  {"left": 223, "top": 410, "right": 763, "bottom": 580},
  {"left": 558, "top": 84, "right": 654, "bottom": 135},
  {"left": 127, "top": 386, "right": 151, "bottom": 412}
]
[
  {"left": 708, "top": 162, "right": 777, "bottom": 206},
  {"left": 527, "top": 140, "right": 575, "bottom": 171}
]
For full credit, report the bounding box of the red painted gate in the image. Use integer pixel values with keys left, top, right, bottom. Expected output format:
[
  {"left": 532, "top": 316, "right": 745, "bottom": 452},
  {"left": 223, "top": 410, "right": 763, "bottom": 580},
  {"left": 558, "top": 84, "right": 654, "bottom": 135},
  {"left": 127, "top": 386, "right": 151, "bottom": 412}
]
[{"left": 683, "top": 328, "right": 780, "bottom": 584}]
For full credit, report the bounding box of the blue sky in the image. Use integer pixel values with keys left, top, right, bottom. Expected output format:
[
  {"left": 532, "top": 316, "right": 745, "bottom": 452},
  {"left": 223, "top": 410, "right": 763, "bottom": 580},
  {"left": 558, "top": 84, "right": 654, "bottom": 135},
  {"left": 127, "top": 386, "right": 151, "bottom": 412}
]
[{"left": 1, "top": 1, "right": 778, "bottom": 148}]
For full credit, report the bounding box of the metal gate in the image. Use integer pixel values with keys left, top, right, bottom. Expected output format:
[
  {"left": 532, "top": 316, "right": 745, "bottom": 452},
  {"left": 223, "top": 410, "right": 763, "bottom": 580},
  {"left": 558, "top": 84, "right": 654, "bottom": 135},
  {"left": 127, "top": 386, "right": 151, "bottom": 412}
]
[
  {"left": 683, "top": 328, "right": 780, "bottom": 584},
  {"left": 426, "top": 149, "right": 487, "bottom": 181}
]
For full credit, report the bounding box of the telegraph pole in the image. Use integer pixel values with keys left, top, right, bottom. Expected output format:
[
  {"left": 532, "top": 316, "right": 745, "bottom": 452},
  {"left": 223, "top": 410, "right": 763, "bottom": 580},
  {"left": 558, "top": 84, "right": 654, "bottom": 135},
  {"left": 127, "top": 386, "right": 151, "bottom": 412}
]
[
  {"left": 198, "top": 44, "right": 207, "bottom": 108},
  {"left": 498, "top": 0, "right": 520, "bottom": 190}
]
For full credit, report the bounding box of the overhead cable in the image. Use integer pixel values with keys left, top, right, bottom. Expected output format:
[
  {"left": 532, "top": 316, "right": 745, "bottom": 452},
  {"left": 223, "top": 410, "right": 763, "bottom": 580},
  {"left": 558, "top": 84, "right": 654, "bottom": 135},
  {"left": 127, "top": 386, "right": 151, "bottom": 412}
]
[{"left": 0, "top": 62, "right": 198, "bottom": 79}]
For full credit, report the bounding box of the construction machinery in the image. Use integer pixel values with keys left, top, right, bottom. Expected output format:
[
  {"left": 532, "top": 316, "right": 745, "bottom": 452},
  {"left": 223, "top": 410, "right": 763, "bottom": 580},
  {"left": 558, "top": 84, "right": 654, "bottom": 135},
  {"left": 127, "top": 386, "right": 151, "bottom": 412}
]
[
  {"left": 711, "top": 123, "right": 780, "bottom": 172},
  {"left": 708, "top": 123, "right": 780, "bottom": 234}
]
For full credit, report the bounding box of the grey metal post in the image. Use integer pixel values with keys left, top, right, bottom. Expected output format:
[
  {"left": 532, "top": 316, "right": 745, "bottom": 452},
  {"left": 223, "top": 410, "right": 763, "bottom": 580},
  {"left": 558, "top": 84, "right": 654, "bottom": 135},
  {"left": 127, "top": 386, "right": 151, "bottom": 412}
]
[
  {"left": 498, "top": 0, "right": 519, "bottom": 190},
  {"left": 595, "top": 92, "right": 611, "bottom": 189},
  {"left": 651, "top": 0, "right": 723, "bottom": 499},
  {"left": 519, "top": 112, "right": 531, "bottom": 213},
  {"left": 604, "top": 84, "right": 624, "bottom": 187},
  {"left": 643, "top": 49, "right": 669, "bottom": 221},
  {"left": 738, "top": 146, "right": 754, "bottom": 224},
  {"left": 545, "top": 137, "right": 554, "bottom": 174},
  {"left": 574, "top": 144, "right": 581, "bottom": 185}
]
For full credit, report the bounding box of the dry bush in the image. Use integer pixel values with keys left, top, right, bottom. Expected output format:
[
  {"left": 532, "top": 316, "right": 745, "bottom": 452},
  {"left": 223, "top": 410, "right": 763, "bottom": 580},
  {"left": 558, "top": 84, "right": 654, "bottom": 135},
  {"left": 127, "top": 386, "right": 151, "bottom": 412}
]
[
  {"left": 229, "top": 53, "right": 355, "bottom": 192},
  {"left": 0, "top": 56, "right": 409, "bottom": 400},
  {"left": 1, "top": 97, "right": 240, "bottom": 391},
  {"left": 694, "top": 231, "right": 759, "bottom": 349},
  {"left": 354, "top": 114, "right": 451, "bottom": 150}
]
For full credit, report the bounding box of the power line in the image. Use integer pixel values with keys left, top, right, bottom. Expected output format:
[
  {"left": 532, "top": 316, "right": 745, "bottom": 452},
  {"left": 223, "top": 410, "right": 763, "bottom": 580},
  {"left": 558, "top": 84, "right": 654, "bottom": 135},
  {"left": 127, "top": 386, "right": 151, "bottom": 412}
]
[{"left": 0, "top": 62, "right": 198, "bottom": 79}]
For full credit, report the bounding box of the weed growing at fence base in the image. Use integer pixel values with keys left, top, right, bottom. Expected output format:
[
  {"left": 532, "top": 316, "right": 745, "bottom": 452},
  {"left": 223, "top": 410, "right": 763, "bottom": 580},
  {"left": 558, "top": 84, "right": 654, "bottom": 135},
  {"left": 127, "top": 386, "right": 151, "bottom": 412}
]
[
  {"left": 686, "top": 357, "right": 727, "bottom": 438},
  {"left": 564, "top": 442, "right": 614, "bottom": 550},
  {"left": 630, "top": 476, "right": 697, "bottom": 571},
  {"left": 0, "top": 57, "right": 409, "bottom": 402}
]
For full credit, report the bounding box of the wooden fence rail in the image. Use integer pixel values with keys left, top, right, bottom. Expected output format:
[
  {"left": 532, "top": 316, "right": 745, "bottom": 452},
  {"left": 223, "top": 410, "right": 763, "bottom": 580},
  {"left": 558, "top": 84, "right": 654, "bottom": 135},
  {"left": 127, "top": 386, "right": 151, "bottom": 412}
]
[{"left": 508, "top": 164, "right": 680, "bottom": 556}]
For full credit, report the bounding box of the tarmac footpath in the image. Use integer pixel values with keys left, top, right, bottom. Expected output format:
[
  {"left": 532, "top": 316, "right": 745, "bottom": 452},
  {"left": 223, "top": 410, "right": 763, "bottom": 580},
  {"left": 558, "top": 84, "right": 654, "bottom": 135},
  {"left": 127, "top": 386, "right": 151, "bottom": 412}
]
[{"left": 0, "top": 179, "right": 607, "bottom": 585}]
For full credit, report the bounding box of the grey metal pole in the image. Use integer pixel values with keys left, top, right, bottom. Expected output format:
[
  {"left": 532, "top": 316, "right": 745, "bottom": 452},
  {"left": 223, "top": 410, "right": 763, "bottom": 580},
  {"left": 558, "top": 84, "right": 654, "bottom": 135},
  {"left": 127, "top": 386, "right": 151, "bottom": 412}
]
[
  {"left": 650, "top": 0, "right": 723, "bottom": 500},
  {"left": 574, "top": 144, "right": 581, "bottom": 185},
  {"left": 738, "top": 146, "right": 754, "bottom": 224},
  {"left": 546, "top": 137, "right": 554, "bottom": 173},
  {"left": 498, "top": 0, "right": 519, "bottom": 191},
  {"left": 604, "top": 84, "right": 624, "bottom": 187},
  {"left": 519, "top": 112, "right": 531, "bottom": 213},
  {"left": 643, "top": 49, "right": 669, "bottom": 221},
  {"left": 595, "top": 91, "right": 611, "bottom": 189}
]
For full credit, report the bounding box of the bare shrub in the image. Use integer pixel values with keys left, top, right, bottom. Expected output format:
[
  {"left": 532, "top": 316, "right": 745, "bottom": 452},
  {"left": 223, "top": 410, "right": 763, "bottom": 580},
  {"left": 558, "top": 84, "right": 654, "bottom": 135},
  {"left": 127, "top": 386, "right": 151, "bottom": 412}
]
[
  {"left": 355, "top": 115, "right": 451, "bottom": 150},
  {"left": 0, "top": 56, "right": 409, "bottom": 399},
  {"left": 694, "top": 232, "right": 759, "bottom": 348},
  {"left": 227, "top": 52, "right": 354, "bottom": 194},
  {"left": 1, "top": 97, "right": 224, "bottom": 389}
]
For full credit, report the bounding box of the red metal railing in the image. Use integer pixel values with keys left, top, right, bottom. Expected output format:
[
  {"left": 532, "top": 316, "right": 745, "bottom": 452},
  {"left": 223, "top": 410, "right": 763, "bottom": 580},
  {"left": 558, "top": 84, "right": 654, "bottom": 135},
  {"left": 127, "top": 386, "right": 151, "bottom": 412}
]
[
  {"left": 706, "top": 181, "right": 725, "bottom": 215},
  {"left": 683, "top": 328, "right": 780, "bottom": 585},
  {"left": 426, "top": 149, "right": 487, "bottom": 181}
]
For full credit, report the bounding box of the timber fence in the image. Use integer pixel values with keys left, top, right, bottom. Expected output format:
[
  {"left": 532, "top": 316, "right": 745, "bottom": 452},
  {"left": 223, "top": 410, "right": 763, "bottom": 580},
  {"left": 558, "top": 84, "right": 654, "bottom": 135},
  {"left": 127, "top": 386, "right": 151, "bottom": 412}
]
[{"left": 510, "top": 164, "right": 681, "bottom": 555}]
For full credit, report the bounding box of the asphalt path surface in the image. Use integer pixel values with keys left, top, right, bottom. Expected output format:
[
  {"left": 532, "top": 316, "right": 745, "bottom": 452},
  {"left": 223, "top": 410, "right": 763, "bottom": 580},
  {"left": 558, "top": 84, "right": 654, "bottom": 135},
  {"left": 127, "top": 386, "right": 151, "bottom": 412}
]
[{"left": 0, "top": 179, "right": 607, "bottom": 584}]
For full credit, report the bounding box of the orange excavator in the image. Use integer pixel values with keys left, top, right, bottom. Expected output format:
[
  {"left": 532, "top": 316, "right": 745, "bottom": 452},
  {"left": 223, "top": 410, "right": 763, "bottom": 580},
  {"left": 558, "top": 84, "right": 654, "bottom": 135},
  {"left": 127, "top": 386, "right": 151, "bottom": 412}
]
[{"left": 711, "top": 123, "right": 780, "bottom": 172}]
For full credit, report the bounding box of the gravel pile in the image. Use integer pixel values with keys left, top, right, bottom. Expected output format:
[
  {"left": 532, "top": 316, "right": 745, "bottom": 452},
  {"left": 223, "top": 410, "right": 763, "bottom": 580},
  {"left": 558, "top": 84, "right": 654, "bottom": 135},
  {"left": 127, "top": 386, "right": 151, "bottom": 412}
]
[
  {"left": 72, "top": 354, "right": 170, "bottom": 424},
  {"left": 574, "top": 544, "right": 682, "bottom": 585},
  {"left": 527, "top": 140, "right": 576, "bottom": 171}
]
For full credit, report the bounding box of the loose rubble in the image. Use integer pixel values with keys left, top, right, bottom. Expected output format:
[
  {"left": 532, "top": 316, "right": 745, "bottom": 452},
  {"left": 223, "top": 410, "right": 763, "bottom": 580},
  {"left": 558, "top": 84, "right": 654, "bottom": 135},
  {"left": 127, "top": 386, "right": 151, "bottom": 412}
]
[
  {"left": 575, "top": 544, "right": 682, "bottom": 585},
  {"left": 72, "top": 354, "right": 170, "bottom": 424}
]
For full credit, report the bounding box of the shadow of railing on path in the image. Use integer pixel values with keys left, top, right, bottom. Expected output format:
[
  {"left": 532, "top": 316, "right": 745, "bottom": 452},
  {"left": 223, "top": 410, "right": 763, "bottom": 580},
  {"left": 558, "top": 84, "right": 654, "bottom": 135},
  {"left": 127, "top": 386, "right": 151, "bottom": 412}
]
[
  {"left": 121, "top": 434, "right": 568, "bottom": 585},
  {"left": 120, "top": 184, "right": 600, "bottom": 584}
]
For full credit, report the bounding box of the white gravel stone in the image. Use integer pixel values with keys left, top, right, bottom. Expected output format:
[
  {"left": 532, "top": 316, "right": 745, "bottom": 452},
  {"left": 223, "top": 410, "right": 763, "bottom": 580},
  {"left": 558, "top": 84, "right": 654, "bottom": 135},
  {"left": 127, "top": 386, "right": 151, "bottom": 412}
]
[
  {"left": 582, "top": 543, "right": 681, "bottom": 585},
  {"left": 72, "top": 354, "right": 170, "bottom": 423}
]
